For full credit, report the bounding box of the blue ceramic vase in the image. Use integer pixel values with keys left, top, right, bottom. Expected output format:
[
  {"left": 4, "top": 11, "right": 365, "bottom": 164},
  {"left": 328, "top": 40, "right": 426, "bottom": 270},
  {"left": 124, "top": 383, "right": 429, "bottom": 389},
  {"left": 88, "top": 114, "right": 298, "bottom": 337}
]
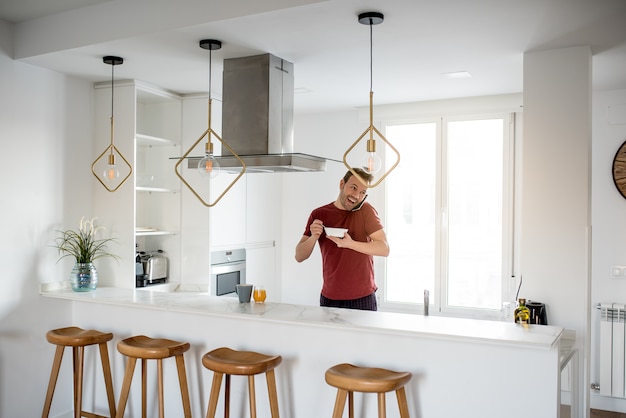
[{"left": 70, "top": 262, "right": 98, "bottom": 291}]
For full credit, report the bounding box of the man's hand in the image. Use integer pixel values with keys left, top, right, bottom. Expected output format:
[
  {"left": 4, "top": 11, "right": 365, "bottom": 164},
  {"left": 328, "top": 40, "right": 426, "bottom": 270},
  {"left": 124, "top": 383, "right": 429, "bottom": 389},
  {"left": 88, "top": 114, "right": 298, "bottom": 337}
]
[
  {"left": 310, "top": 219, "right": 324, "bottom": 238},
  {"left": 295, "top": 219, "right": 324, "bottom": 263},
  {"left": 327, "top": 231, "right": 353, "bottom": 248},
  {"left": 327, "top": 229, "right": 390, "bottom": 257}
]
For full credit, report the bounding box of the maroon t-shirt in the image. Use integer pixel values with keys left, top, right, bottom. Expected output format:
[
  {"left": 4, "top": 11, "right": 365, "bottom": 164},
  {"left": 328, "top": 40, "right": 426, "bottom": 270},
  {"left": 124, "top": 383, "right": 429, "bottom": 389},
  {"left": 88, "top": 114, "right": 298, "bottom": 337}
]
[{"left": 303, "top": 202, "right": 383, "bottom": 300}]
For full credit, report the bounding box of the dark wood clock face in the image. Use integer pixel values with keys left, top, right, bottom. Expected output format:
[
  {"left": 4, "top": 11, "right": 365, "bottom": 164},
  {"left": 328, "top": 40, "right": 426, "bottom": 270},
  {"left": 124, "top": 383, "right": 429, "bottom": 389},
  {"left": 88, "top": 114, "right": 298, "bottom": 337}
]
[{"left": 613, "top": 141, "right": 626, "bottom": 199}]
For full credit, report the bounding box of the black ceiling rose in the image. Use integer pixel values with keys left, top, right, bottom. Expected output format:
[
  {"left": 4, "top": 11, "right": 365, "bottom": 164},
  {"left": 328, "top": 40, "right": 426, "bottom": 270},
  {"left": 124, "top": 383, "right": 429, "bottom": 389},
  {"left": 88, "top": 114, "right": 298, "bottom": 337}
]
[
  {"left": 199, "top": 39, "right": 222, "bottom": 50},
  {"left": 103, "top": 56, "right": 123, "bottom": 66},
  {"left": 358, "top": 11, "right": 384, "bottom": 25}
]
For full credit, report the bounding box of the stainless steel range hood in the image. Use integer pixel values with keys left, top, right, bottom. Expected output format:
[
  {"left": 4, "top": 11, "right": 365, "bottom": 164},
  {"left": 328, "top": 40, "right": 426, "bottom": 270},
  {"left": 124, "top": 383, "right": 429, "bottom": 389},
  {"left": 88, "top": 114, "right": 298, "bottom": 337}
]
[
  {"left": 188, "top": 53, "right": 334, "bottom": 173},
  {"left": 196, "top": 153, "right": 328, "bottom": 173}
]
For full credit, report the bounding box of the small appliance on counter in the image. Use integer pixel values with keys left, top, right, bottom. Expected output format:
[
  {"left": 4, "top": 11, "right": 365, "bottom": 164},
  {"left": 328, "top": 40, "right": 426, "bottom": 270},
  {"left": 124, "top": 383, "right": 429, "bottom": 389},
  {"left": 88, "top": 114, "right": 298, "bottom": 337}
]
[
  {"left": 526, "top": 300, "right": 548, "bottom": 325},
  {"left": 136, "top": 250, "right": 168, "bottom": 287}
]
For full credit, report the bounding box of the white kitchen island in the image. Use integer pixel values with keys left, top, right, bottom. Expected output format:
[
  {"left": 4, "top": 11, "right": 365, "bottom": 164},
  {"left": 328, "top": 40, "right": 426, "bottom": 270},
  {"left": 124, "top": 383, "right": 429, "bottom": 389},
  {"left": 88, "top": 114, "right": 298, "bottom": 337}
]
[{"left": 41, "top": 286, "right": 570, "bottom": 418}]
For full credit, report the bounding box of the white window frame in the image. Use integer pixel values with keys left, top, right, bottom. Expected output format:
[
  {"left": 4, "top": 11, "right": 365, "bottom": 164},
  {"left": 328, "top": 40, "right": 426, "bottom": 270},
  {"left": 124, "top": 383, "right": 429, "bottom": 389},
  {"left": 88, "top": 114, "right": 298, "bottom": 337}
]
[{"left": 377, "top": 112, "right": 518, "bottom": 321}]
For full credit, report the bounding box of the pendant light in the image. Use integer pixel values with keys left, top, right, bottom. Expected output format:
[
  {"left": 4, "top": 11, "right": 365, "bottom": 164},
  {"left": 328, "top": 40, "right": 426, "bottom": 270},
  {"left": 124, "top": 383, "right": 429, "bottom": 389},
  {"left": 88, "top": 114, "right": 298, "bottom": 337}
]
[
  {"left": 174, "top": 39, "right": 246, "bottom": 207},
  {"left": 92, "top": 56, "right": 133, "bottom": 192},
  {"left": 343, "top": 12, "right": 400, "bottom": 188}
]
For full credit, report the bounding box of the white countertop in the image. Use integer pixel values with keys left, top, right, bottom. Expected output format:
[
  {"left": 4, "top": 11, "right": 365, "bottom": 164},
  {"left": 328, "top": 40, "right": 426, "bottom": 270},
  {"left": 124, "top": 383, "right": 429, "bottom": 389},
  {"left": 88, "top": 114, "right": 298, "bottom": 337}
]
[{"left": 41, "top": 286, "right": 564, "bottom": 350}]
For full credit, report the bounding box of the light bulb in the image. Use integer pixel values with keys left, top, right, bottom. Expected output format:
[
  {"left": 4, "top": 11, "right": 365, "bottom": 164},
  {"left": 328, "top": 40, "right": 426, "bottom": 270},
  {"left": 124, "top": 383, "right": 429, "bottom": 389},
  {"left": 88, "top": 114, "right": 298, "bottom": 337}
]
[
  {"left": 104, "top": 165, "right": 119, "bottom": 181},
  {"left": 103, "top": 154, "right": 120, "bottom": 182},
  {"left": 197, "top": 152, "right": 221, "bottom": 178},
  {"left": 361, "top": 151, "right": 382, "bottom": 174}
]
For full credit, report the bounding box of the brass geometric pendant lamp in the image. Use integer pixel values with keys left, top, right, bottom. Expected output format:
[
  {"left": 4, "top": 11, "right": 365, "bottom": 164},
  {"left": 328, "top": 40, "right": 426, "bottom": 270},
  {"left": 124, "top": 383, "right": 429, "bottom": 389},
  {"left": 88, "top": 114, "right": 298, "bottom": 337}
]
[
  {"left": 92, "top": 56, "right": 133, "bottom": 192},
  {"left": 343, "top": 12, "right": 400, "bottom": 188},
  {"left": 174, "top": 39, "right": 246, "bottom": 207}
]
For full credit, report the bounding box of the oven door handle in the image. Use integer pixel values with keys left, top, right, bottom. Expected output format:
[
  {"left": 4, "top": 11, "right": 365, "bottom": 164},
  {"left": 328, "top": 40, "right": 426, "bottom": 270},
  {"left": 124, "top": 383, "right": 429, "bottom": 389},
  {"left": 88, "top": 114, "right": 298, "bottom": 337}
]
[{"left": 211, "top": 261, "right": 246, "bottom": 274}]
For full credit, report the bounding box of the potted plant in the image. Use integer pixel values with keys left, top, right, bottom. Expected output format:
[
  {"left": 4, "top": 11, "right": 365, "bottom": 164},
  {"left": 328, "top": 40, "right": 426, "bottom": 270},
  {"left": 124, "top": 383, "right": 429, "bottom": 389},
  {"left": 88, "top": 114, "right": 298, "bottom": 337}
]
[{"left": 54, "top": 217, "right": 118, "bottom": 291}]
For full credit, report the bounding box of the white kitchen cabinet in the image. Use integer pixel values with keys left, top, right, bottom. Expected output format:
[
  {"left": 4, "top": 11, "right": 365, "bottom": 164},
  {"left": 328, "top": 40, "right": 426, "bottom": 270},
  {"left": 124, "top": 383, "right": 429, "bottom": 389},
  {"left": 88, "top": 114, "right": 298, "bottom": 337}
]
[
  {"left": 245, "top": 174, "right": 281, "bottom": 243},
  {"left": 244, "top": 174, "right": 281, "bottom": 300},
  {"left": 245, "top": 245, "right": 277, "bottom": 301},
  {"left": 181, "top": 96, "right": 247, "bottom": 250},
  {"left": 179, "top": 97, "right": 284, "bottom": 296},
  {"left": 93, "top": 81, "right": 182, "bottom": 288}
]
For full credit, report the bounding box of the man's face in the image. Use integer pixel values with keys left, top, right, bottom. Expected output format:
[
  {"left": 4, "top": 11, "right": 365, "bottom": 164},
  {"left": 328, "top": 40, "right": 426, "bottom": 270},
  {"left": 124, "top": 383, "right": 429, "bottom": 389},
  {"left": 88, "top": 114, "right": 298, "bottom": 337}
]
[{"left": 338, "top": 176, "right": 368, "bottom": 211}]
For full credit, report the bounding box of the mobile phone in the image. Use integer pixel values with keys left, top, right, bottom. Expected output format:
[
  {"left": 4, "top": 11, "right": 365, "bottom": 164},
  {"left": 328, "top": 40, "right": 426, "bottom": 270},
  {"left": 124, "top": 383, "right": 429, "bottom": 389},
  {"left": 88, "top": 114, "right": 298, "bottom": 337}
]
[{"left": 352, "top": 195, "right": 367, "bottom": 211}]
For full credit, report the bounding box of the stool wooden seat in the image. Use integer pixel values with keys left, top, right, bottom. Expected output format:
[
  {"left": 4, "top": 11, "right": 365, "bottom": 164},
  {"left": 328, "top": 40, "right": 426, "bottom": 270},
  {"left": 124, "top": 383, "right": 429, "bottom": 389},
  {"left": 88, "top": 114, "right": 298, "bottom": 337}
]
[
  {"left": 116, "top": 335, "right": 192, "bottom": 418},
  {"left": 202, "top": 347, "right": 282, "bottom": 418},
  {"left": 325, "top": 363, "right": 412, "bottom": 418},
  {"left": 42, "top": 326, "right": 116, "bottom": 418}
]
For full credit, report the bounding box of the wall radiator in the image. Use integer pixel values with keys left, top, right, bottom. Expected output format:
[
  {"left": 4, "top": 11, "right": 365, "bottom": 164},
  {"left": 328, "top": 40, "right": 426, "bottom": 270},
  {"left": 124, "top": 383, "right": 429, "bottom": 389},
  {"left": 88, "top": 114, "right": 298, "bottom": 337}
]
[{"left": 599, "top": 303, "right": 626, "bottom": 398}]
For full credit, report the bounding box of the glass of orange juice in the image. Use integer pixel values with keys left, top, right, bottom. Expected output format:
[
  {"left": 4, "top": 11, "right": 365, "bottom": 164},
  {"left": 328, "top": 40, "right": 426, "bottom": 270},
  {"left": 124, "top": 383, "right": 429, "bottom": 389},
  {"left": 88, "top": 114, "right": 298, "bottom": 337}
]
[{"left": 253, "top": 285, "right": 266, "bottom": 303}]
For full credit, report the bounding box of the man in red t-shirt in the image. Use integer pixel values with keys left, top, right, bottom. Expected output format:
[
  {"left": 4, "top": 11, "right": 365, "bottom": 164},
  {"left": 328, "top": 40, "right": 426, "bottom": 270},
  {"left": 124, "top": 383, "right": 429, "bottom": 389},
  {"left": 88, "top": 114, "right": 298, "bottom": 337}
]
[{"left": 295, "top": 168, "right": 390, "bottom": 310}]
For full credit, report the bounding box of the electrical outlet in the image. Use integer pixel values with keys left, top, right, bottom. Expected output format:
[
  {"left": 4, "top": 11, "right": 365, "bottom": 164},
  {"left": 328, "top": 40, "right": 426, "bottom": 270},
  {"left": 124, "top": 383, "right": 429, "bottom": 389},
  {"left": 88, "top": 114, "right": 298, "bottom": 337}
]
[
  {"left": 610, "top": 266, "right": 626, "bottom": 278},
  {"left": 502, "top": 302, "right": 515, "bottom": 320}
]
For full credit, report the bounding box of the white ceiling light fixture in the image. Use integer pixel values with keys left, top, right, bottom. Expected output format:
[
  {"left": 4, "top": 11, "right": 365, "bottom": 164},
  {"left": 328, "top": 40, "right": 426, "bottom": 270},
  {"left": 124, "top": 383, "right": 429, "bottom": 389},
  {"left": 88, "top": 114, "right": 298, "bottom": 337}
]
[
  {"left": 174, "top": 39, "right": 246, "bottom": 207},
  {"left": 442, "top": 71, "right": 472, "bottom": 79},
  {"left": 92, "top": 56, "right": 133, "bottom": 192},
  {"left": 343, "top": 11, "right": 400, "bottom": 188}
]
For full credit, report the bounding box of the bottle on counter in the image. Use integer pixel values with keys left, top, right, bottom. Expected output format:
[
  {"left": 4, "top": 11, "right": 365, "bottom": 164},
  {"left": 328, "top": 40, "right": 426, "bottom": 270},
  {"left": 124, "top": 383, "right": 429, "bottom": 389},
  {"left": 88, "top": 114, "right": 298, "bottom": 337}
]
[{"left": 514, "top": 298, "right": 530, "bottom": 324}]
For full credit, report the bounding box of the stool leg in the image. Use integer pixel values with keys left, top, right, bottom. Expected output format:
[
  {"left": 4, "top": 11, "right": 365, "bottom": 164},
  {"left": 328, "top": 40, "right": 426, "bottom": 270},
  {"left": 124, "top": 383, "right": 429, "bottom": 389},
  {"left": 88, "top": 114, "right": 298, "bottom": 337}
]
[
  {"left": 42, "top": 345, "right": 64, "bottom": 418},
  {"left": 224, "top": 374, "right": 231, "bottom": 418},
  {"left": 157, "top": 359, "right": 164, "bottom": 418},
  {"left": 265, "top": 369, "right": 280, "bottom": 418},
  {"left": 116, "top": 357, "right": 137, "bottom": 418},
  {"left": 332, "top": 389, "right": 348, "bottom": 418},
  {"left": 73, "top": 346, "right": 84, "bottom": 418},
  {"left": 377, "top": 392, "right": 386, "bottom": 418},
  {"left": 98, "top": 342, "right": 117, "bottom": 418},
  {"left": 141, "top": 359, "right": 148, "bottom": 418},
  {"left": 205, "top": 372, "right": 223, "bottom": 418},
  {"left": 175, "top": 354, "right": 192, "bottom": 418},
  {"left": 395, "top": 387, "right": 410, "bottom": 418},
  {"left": 247, "top": 375, "right": 257, "bottom": 418},
  {"left": 348, "top": 391, "right": 356, "bottom": 418}
]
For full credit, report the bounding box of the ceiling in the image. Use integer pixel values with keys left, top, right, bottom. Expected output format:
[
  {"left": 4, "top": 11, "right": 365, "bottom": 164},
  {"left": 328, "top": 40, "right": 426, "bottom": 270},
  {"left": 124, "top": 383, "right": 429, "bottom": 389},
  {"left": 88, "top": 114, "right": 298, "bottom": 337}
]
[{"left": 2, "top": 0, "right": 626, "bottom": 113}]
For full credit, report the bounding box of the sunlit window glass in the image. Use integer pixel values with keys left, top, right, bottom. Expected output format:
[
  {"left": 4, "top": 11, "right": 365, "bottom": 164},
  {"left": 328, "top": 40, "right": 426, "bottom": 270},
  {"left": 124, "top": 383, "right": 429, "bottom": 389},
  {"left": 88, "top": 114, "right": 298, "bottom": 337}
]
[
  {"left": 446, "top": 119, "right": 503, "bottom": 309},
  {"left": 385, "top": 123, "right": 437, "bottom": 303}
]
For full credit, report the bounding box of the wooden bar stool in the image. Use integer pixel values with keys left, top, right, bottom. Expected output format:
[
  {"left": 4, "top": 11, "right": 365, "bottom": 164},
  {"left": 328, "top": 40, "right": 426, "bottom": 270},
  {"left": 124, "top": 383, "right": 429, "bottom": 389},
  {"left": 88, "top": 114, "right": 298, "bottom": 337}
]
[
  {"left": 116, "top": 335, "right": 192, "bottom": 418},
  {"left": 325, "top": 363, "right": 412, "bottom": 418},
  {"left": 42, "top": 326, "right": 116, "bottom": 418},
  {"left": 202, "top": 347, "right": 282, "bottom": 418}
]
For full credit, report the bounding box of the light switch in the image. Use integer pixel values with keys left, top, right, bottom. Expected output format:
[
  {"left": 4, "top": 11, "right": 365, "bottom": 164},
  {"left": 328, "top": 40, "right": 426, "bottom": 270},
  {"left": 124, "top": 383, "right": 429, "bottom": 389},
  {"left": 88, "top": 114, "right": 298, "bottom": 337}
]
[{"left": 611, "top": 266, "right": 624, "bottom": 278}]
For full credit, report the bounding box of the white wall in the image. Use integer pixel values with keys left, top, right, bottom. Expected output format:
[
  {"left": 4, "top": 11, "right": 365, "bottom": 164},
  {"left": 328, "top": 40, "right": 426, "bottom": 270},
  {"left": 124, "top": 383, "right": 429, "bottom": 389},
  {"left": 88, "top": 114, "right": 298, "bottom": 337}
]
[
  {"left": 591, "top": 88, "right": 626, "bottom": 412},
  {"left": 0, "top": 20, "right": 94, "bottom": 418}
]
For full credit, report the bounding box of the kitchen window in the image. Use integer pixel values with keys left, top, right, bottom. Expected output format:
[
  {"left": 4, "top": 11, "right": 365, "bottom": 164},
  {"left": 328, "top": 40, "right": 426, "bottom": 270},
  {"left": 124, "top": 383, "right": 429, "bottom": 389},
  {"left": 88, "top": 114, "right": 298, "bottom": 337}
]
[{"left": 380, "top": 113, "right": 515, "bottom": 319}]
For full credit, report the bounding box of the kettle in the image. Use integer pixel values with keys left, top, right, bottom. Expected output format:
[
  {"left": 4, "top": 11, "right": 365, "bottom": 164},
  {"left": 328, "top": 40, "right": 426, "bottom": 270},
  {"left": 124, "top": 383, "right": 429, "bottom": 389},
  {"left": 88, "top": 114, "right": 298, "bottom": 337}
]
[{"left": 526, "top": 301, "right": 548, "bottom": 325}]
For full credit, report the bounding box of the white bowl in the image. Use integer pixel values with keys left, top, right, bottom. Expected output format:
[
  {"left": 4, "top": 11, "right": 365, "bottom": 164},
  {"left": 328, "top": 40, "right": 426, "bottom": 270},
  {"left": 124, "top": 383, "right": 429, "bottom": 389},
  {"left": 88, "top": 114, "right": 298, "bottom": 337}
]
[{"left": 324, "top": 227, "right": 348, "bottom": 237}]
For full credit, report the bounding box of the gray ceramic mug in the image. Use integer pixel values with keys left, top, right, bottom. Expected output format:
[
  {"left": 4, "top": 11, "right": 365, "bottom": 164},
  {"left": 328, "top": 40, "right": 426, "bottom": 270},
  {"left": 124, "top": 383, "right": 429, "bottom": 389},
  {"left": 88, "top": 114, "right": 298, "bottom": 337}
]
[{"left": 235, "top": 284, "right": 253, "bottom": 303}]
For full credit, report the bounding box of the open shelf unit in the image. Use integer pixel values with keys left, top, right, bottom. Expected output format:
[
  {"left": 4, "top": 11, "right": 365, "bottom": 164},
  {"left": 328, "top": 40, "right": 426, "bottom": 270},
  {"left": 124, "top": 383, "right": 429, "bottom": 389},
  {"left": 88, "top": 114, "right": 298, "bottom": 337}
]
[{"left": 134, "top": 83, "right": 182, "bottom": 285}]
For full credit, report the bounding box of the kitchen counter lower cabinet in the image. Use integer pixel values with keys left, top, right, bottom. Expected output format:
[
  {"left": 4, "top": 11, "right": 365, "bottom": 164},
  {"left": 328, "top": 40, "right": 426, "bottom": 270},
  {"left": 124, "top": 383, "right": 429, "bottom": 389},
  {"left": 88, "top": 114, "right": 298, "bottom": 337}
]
[{"left": 41, "top": 288, "right": 566, "bottom": 418}]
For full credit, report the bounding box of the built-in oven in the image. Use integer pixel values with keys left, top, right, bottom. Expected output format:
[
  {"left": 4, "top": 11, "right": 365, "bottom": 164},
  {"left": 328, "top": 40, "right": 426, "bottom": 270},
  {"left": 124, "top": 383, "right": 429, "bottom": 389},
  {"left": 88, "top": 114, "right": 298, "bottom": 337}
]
[{"left": 210, "top": 248, "right": 246, "bottom": 297}]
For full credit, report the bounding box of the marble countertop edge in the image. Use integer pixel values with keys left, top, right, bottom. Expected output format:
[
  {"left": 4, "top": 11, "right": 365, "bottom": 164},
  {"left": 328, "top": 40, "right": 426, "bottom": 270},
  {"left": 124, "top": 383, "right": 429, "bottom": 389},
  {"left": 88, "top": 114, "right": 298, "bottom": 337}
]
[{"left": 40, "top": 286, "right": 564, "bottom": 350}]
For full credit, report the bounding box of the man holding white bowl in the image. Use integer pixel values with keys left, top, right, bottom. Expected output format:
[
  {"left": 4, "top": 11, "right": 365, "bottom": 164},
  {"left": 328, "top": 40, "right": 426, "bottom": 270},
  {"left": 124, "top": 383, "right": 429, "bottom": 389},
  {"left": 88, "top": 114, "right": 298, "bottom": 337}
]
[{"left": 295, "top": 168, "right": 390, "bottom": 311}]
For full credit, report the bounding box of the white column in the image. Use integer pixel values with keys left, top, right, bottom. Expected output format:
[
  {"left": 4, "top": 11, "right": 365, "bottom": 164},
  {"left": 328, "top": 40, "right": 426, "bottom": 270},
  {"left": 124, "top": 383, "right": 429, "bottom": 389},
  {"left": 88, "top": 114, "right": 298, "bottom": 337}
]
[{"left": 522, "top": 46, "right": 592, "bottom": 416}]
